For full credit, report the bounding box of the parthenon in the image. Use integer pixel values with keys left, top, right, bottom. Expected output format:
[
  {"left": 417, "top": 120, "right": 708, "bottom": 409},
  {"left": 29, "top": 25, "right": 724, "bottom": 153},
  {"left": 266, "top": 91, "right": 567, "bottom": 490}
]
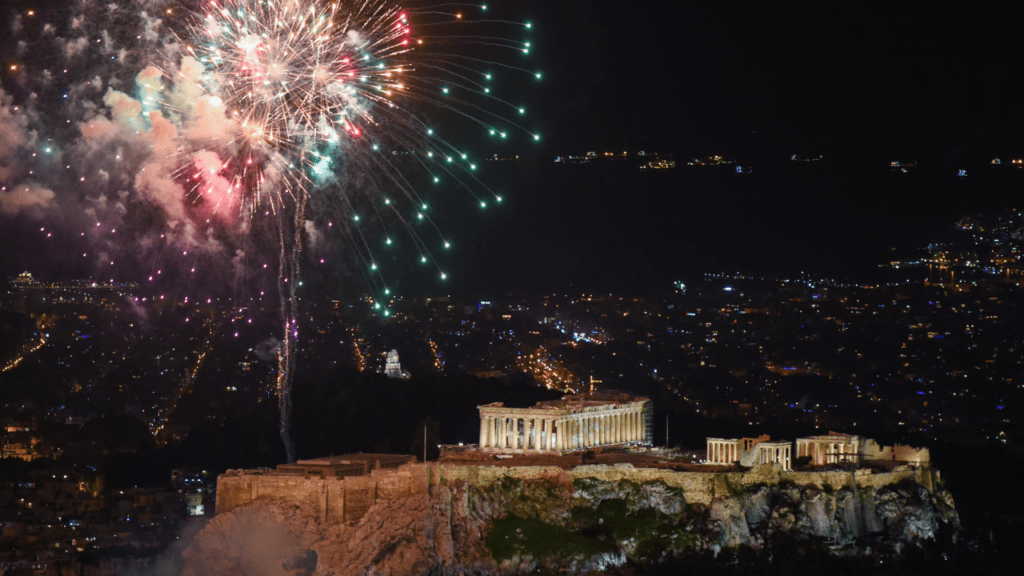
[{"left": 478, "top": 393, "right": 651, "bottom": 453}]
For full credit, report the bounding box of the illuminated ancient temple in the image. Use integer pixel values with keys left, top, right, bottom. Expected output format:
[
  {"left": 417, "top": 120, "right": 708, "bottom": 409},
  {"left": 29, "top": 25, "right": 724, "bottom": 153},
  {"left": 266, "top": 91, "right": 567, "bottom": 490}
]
[{"left": 477, "top": 393, "right": 652, "bottom": 453}]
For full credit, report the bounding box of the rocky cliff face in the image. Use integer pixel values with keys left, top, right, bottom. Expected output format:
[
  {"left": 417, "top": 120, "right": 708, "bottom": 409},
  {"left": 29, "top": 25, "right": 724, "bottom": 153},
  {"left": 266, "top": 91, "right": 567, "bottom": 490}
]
[{"left": 182, "top": 467, "right": 960, "bottom": 575}]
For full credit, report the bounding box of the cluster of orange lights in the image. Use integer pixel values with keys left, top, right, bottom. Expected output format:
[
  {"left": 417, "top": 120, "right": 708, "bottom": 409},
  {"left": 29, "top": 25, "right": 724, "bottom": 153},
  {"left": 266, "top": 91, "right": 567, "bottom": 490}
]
[{"left": 518, "top": 348, "right": 575, "bottom": 391}]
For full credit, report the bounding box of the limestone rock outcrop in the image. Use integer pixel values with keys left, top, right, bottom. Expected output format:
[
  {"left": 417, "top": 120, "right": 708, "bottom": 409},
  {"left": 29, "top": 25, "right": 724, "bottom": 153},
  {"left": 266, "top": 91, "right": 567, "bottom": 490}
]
[{"left": 182, "top": 466, "right": 960, "bottom": 575}]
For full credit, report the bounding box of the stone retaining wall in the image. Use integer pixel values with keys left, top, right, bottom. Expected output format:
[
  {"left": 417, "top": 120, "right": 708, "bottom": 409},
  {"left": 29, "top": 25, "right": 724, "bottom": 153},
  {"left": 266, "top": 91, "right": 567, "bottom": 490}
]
[{"left": 217, "top": 461, "right": 938, "bottom": 523}]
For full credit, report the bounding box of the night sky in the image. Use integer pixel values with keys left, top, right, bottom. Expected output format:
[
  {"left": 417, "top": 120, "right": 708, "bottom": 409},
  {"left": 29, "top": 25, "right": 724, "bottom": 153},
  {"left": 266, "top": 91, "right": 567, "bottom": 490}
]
[
  {"left": 527, "top": 1, "right": 1024, "bottom": 160},
  {"left": 3, "top": 1, "right": 1024, "bottom": 297}
]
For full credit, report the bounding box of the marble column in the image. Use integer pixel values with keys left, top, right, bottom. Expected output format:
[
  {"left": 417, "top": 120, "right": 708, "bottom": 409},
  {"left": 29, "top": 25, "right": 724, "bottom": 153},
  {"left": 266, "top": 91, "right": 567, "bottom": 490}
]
[
  {"left": 535, "top": 418, "right": 543, "bottom": 450},
  {"left": 479, "top": 418, "right": 488, "bottom": 447},
  {"left": 510, "top": 418, "right": 519, "bottom": 449}
]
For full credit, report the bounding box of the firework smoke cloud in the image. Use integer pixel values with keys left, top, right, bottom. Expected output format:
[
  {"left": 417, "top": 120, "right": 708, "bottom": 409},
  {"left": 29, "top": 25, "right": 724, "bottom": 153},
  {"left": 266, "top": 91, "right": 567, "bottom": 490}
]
[{"left": 2, "top": 0, "right": 540, "bottom": 462}]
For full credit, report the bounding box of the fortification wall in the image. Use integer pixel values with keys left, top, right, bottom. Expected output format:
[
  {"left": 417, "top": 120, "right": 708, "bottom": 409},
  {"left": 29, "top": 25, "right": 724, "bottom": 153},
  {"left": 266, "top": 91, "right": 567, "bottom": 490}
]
[
  {"left": 860, "top": 439, "right": 931, "bottom": 464},
  {"left": 217, "top": 461, "right": 935, "bottom": 524},
  {"left": 216, "top": 464, "right": 430, "bottom": 523}
]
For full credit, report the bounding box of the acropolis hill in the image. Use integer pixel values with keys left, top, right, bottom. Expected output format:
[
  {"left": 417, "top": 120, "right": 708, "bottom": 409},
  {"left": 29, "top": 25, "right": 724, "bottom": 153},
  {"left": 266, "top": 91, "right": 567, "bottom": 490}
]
[{"left": 186, "top": 394, "right": 959, "bottom": 576}]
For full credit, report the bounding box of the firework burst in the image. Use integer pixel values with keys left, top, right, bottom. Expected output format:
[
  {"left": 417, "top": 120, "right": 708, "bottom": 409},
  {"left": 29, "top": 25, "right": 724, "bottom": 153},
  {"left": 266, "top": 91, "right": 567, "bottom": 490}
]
[
  {"left": 173, "top": 0, "right": 540, "bottom": 461},
  {"left": 0, "top": 1, "right": 539, "bottom": 462}
]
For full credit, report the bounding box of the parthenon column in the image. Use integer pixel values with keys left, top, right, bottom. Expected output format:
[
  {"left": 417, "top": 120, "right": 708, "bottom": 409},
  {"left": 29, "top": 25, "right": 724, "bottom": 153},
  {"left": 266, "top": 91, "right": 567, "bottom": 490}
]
[
  {"left": 479, "top": 418, "right": 488, "bottom": 447},
  {"left": 498, "top": 418, "right": 506, "bottom": 448},
  {"left": 510, "top": 418, "right": 519, "bottom": 449},
  {"left": 535, "top": 418, "right": 544, "bottom": 450}
]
